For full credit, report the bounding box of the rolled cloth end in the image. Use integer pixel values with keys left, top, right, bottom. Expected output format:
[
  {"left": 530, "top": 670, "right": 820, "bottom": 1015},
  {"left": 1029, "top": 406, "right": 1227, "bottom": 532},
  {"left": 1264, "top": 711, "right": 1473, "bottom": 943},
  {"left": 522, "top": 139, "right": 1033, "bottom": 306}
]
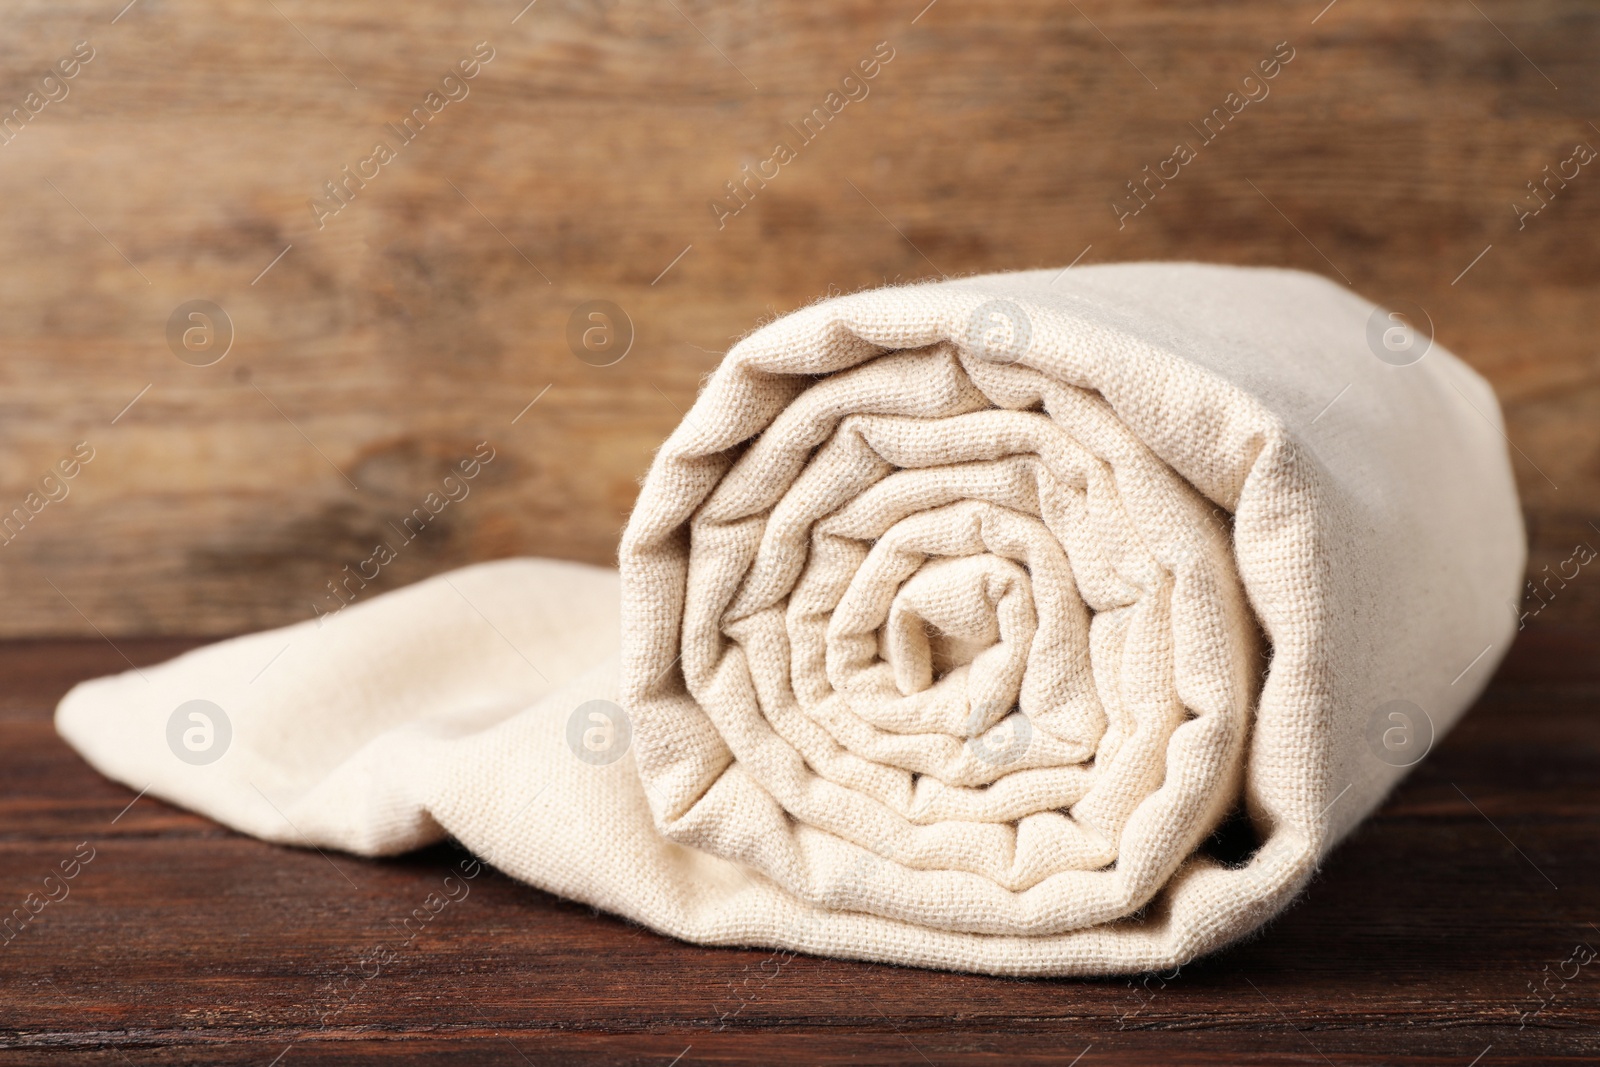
[{"left": 57, "top": 263, "right": 1524, "bottom": 976}]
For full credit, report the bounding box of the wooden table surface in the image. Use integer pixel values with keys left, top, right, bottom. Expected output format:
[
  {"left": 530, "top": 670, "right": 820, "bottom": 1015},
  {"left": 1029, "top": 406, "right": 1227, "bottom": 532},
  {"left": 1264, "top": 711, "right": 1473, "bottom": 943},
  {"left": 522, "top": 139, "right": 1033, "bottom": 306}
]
[{"left": 2, "top": 629, "right": 1597, "bottom": 1065}]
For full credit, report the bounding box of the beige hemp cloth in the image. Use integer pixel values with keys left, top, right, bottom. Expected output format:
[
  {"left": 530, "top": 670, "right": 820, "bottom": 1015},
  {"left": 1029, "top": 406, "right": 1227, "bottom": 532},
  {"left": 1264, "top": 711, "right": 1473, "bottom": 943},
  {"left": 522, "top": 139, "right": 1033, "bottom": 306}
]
[{"left": 59, "top": 263, "right": 1524, "bottom": 976}]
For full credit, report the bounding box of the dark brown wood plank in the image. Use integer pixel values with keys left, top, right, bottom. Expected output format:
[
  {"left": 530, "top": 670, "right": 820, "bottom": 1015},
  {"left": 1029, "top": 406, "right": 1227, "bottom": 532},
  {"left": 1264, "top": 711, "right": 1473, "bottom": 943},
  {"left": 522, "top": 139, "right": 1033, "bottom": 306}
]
[
  {"left": 0, "top": 0, "right": 1596, "bottom": 636},
  {"left": 1, "top": 632, "right": 1597, "bottom": 1063}
]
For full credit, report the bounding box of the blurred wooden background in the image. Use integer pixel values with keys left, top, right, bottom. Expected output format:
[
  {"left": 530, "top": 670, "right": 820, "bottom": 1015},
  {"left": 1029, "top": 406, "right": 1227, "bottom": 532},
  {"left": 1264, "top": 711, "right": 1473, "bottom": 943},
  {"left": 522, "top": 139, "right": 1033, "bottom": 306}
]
[{"left": 0, "top": 0, "right": 1594, "bottom": 636}]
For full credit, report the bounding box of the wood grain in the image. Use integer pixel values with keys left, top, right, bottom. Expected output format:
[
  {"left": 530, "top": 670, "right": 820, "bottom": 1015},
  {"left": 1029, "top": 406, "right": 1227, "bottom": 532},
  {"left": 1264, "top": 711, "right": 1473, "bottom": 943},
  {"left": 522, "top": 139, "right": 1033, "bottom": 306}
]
[
  {"left": 2, "top": 631, "right": 1597, "bottom": 1063},
  {"left": 0, "top": 0, "right": 1595, "bottom": 637}
]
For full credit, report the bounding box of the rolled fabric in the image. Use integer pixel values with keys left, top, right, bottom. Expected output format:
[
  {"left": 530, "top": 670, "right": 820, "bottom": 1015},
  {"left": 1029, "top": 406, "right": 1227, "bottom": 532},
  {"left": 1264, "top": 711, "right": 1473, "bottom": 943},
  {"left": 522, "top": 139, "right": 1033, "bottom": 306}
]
[{"left": 57, "top": 263, "right": 1523, "bottom": 976}]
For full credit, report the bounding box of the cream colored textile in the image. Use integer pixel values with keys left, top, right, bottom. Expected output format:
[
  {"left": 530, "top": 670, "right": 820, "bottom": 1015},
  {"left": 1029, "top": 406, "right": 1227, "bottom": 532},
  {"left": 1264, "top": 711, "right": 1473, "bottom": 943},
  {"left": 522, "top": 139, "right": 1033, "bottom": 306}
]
[{"left": 58, "top": 263, "right": 1524, "bottom": 976}]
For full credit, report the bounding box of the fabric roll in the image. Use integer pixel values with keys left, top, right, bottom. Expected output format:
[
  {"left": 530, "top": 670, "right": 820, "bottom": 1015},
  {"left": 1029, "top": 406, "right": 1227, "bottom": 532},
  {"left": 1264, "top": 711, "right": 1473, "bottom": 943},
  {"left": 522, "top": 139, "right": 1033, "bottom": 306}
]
[{"left": 57, "top": 262, "right": 1524, "bottom": 976}]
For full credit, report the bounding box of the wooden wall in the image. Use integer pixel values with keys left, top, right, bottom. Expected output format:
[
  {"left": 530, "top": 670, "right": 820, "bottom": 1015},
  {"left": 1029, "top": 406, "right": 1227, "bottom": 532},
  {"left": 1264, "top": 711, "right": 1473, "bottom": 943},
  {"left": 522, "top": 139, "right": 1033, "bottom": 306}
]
[{"left": 0, "top": 0, "right": 1595, "bottom": 636}]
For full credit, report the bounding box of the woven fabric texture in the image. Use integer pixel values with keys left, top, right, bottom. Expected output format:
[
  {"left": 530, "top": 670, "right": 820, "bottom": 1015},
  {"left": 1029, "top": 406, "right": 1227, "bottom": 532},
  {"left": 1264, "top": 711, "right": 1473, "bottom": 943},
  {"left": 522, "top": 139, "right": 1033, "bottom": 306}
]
[{"left": 58, "top": 263, "right": 1524, "bottom": 975}]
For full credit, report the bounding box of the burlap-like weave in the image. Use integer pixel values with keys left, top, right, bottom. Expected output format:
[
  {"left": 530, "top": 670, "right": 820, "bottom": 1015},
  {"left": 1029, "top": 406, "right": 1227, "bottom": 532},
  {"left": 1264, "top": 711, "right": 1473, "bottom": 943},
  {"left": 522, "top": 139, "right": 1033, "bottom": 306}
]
[{"left": 59, "top": 263, "right": 1524, "bottom": 975}]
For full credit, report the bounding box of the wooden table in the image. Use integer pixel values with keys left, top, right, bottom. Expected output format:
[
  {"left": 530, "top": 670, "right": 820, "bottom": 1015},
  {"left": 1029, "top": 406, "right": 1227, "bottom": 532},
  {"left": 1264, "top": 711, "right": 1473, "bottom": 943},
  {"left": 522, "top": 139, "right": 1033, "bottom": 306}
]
[{"left": 2, "top": 630, "right": 1596, "bottom": 1064}]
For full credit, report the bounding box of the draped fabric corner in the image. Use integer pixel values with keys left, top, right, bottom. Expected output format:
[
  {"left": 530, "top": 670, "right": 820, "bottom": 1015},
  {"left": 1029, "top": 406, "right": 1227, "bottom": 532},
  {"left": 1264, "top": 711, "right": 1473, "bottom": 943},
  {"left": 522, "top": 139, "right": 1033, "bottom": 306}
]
[{"left": 57, "top": 263, "right": 1524, "bottom": 976}]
